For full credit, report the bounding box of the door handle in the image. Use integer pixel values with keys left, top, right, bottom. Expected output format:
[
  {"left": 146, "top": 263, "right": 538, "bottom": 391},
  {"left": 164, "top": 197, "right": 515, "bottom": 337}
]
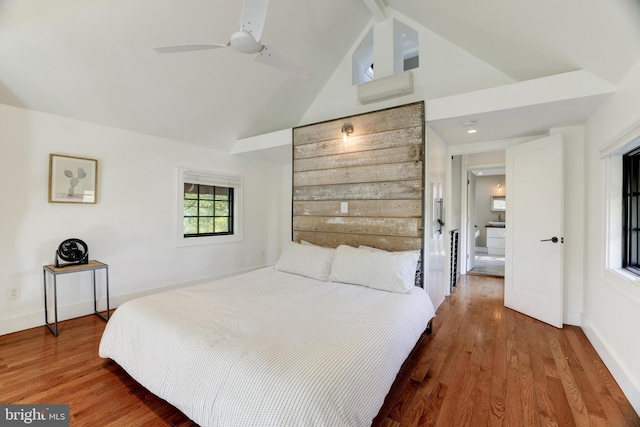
[{"left": 540, "top": 237, "right": 561, "bottom": 243}]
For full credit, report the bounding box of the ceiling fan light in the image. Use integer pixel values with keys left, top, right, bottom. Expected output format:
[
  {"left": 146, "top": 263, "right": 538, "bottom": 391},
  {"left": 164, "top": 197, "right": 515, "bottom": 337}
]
[{"left": 230, "top": 30, "right": 263, "bottom": 54}]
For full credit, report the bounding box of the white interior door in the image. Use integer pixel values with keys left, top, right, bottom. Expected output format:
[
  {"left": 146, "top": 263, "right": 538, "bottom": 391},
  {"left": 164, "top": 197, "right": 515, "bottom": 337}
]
[
  {"left": 467, "top": 171, "right": 477, "bottom": 271},
  {"left": 505, "top": 134, "right": 564, "bottom": 328}
]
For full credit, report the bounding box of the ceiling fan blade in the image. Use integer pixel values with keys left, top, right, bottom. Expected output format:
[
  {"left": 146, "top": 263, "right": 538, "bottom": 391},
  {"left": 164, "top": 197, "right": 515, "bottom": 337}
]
[
  {"left": 239, "top": 0, "right": 270, "bottom": 42},
  {"left": 154, "top": 44, "right": 228, "bottom": 54},
  {"left": 255, "top": 45, "right": 310, "bottom": 79}
]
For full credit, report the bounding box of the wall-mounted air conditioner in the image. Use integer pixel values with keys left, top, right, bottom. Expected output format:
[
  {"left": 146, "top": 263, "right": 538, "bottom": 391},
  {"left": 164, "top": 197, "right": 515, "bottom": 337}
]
[{"left": 357, "top": 71, "right": 414, "bottom": 104}]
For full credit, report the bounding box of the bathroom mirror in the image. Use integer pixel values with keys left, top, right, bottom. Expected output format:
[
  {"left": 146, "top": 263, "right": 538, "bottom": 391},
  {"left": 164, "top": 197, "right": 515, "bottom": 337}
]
[{"left": 491, "top": 196, "right": 506, "bottom": 211}]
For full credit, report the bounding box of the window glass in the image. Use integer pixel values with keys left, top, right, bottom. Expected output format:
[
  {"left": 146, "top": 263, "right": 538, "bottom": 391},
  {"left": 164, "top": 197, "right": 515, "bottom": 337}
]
[
  {"left": 623, "top": 147, "right": 640, "bottom": 274},
  {"left": 394, "top": 20, "right": 419, "bottom": 74},
  {"left": 183, "top": 183, "right": 234, "bottom": 237}
]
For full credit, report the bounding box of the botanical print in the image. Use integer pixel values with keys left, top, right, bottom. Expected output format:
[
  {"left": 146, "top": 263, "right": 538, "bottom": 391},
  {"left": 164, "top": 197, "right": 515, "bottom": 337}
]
[{"left": 49, "top": 154, "right": 97, "bottom": 203}]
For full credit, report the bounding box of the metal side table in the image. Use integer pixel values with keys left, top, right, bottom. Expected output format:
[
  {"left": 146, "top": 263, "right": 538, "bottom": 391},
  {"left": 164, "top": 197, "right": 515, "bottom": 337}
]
[{"left": 43, "top": 260, "right": 110, "bottom": 336}]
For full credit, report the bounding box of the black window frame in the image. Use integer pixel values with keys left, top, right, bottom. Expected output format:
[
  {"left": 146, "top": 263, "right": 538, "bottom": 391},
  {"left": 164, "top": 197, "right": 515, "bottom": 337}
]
[
  {"left": 183, "top": 183, "right": 234, "bottom": 238},
  {"left": 622, "top": 146, "right": 640, "bottom": 275}
]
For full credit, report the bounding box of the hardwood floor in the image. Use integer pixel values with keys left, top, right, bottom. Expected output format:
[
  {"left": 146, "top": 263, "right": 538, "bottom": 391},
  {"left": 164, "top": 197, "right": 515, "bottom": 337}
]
[
  {"left": 1, "top": 274, "right": 638, "bottom": 426},
  {"left": 375, "top": 275, "right": 639, "bottom": 427}
]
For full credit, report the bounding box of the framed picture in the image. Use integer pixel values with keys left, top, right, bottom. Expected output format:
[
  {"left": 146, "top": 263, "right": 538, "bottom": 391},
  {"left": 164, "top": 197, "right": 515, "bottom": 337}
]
[{"left": 49, "top": 154, "right": 98, "bottom": 204}]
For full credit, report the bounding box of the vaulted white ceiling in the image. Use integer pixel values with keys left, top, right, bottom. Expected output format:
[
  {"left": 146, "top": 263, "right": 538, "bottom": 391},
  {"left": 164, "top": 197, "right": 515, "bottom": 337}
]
[{"left": 1, "top": 0, "right": 639, "bottom": 152}]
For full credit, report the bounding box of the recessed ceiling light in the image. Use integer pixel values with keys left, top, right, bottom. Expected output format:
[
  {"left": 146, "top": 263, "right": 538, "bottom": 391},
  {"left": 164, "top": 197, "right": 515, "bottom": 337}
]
[{"left": 461, "top": 120, "right": 477, "bottom": 134}]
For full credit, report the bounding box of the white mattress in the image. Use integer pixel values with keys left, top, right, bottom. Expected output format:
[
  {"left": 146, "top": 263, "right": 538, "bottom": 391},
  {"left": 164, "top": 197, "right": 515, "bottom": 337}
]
[{"left": 99, "top": 267, "right": 435, "bottom": 427}]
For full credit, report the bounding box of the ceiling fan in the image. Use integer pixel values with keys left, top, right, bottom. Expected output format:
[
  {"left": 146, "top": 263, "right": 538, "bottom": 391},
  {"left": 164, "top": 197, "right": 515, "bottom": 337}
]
[{"left": 154, "top": 0, "right": 310, "bottom": 79}]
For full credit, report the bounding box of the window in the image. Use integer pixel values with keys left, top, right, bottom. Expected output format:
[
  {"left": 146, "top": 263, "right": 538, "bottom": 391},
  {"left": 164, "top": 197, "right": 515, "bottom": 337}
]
[
  {"left": 601, "top": 124, "right": 640, "bottom": 294},
  {"left": 183, "top": 183, "right": 233, "bottom": 237},
  {"left": 178, "top": 168, "right": 242, "bottom": 246},
  {"left": 622, "top": 147, "right": 640, "bottom": 275},
  {"left": 393, "top": 19, "right": 419, "bottom": 74},
  {"left": 352, "top": 28, "right": 374, "bottom": 85}
]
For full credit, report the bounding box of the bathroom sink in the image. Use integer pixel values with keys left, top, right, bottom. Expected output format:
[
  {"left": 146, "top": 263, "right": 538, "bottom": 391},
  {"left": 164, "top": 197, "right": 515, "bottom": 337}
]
[{"left": 488, "top": 221, "right": 505, "bottom": 227}]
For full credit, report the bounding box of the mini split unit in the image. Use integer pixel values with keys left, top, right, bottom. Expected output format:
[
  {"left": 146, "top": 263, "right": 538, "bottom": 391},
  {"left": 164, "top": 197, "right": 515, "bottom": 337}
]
[{"left": 357, "top": 71, "right": 414, "bottom": 104}]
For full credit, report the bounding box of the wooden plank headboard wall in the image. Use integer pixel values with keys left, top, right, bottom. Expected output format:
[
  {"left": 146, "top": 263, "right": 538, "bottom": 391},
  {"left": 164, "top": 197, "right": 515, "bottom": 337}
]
[{"left": 292, "top": 101, "right": 425, "bottom": 254}]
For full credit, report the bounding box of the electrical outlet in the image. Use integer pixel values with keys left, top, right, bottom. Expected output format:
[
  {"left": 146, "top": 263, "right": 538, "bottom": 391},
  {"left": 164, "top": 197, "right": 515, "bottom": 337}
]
[{"left": 7, "top": 286, "right": 20, "bottom": 299}]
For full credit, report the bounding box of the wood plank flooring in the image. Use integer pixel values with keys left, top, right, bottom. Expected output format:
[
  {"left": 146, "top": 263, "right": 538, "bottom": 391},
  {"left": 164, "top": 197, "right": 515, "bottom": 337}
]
[{"left": 1, "top": 274, "right": 638, "bottom": 426}]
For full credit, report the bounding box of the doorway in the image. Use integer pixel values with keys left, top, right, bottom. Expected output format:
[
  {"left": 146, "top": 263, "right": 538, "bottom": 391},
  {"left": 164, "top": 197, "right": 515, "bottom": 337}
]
[
  {"left": 452, "top": 151, "right": 507, "bottom": 279},
  {"left": 469, "top": 171, "right": 505, "bottom": 277},
  {"left": 449, "top": 135, "right": 565, "bottom": 328}
]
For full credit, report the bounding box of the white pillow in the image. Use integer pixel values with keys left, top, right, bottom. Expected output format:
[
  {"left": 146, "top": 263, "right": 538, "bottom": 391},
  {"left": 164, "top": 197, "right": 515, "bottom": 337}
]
[
  {"left": 275, "top": 241, "right": 335, "bottom": 281},
  {"left": 331, "top": 245, "right": 420, "bottom": 293}
]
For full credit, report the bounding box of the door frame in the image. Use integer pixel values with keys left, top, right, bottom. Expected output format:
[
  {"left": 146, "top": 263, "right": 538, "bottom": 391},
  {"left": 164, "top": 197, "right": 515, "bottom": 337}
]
[
  {"left": 466, "top": 170, "right": 477, "bottom": 272},
  {"left": 457, "top": 158, "right": 509, "bottom": 276}
]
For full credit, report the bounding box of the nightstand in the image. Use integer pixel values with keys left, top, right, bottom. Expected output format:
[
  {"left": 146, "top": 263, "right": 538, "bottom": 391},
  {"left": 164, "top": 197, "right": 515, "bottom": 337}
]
[{"left": 42, "top": 260, "right": 110, "bottom": 336}]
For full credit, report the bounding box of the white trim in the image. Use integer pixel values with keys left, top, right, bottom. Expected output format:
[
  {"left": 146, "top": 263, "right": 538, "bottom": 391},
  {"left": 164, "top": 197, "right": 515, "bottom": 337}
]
[
  {"left": 563, "top": 310, "right": 581, "bottom": 326},
  {"left": 599, "top": 117, "right": 640, "bottom": 158},
  {"left": 183, "top": 171, "right": 242, "bottom": 187},
  {"left": 447, "top": 136, "right": 534, "bottom": 156},
  {"left": 600, "top": 137, "right": 640, "bottom": 304},
  {"left": 582, "top": 318, "right": 640, "bottom": 415},
  {"left": 177, "top": 167, "right": 244, "bottom": 247}
]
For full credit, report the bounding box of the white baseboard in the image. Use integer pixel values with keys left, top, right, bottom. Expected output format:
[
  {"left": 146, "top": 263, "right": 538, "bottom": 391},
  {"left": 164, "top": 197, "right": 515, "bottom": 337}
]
[
  {"left": 563, "top": 310, "right": 581, "bottom": 326},
  {"left": 0, "top": 265, "right": 270, "bottom": 337},
  {"left": 581, "top": 317, "right": 640, "bottom": 416},
  {"left": 0, "top": 312, "right": 45, "bottom": 336}
]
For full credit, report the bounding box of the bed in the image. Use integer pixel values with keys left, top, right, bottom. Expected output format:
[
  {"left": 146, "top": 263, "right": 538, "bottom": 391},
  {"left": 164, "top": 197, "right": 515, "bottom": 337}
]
[{"left": 99, "top": 242, "right": 435, "bottom": 427}]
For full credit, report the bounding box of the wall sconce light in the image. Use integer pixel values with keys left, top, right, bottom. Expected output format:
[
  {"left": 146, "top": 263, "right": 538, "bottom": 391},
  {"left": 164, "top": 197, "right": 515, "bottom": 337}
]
[
  {"left": 341, "top": 123, "right": 354, "bottom": 142},
  {"left": 497, "top": 183, "right": 503, "bottom": 190}
]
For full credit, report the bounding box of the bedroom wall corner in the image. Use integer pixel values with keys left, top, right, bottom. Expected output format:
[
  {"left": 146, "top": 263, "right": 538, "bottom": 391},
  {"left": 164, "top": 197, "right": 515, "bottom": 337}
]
[
  {"left": 0, "top": 104, "right": 285, "bottom": 336},
  {"left": 281, "top": 162, "right": 293, "bottom": 250},
  {"left": 581, "top": 56, "right": 640, "bottom": 415}
]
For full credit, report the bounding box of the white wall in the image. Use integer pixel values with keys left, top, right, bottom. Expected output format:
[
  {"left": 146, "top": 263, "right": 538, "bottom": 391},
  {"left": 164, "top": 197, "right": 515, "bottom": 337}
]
[
  {"left": 281, "top": 163, "right": 293, "bottom": 244},
  {"left": 464, "top": 151, "right": 506, "bottom": 169},
  {"left": 0, "top": 104, "right": 284, "bottom": 335},
  {"left": 300, "top": 9, "right": 513, "bottom": 128},
  {"left": 448, "top": 156, "right": 462, "bottom": 232},
  {"left": 583, "top": 57, "right": 640, "bottom": 413}
]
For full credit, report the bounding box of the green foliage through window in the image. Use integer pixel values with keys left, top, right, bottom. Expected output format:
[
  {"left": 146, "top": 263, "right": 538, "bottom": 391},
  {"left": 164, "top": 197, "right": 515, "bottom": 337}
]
[{"left": 184, "top": 183, "right": 233, "bottom": 237}]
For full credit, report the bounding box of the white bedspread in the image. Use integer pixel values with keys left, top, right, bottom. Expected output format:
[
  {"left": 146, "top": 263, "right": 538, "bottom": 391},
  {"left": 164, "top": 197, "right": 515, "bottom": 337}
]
[{"left": 99, "top": 267, "right": 435, "bottom": 427}]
